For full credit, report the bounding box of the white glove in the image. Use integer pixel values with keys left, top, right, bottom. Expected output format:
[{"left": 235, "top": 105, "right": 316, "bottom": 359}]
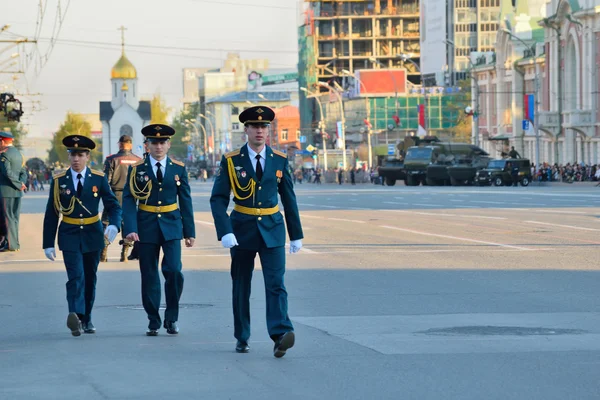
[
  {"left": 289, "top": 239, "right": 302, "bottom": 254},
  {"left": 44, "top": 248, "right": 56, "bottom": 261},
  {"left": 221, "top": 233, "right": 239, "bottom": 248},
  {"left": 104, "top": 225, "right": 119, "bottom": 244}
]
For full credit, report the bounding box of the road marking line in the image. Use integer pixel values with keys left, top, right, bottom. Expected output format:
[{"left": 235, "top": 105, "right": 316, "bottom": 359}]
[
  {"left": 327, "top": 217, "right": 366, "bottom": 224},
  {"left": 469, "top": 200, "right": 506, "bottom": 205},
  {"left": 412, "top": 203, "right": 444, "bottom": 207},
  {"left": 394, "top": 197, "right": 405, "bottom": 200},
  {"left": 455, "top": 206, "right": 478, "bottom": 208},
  {"left": 388, "top": 210, "right": 507, "bottom": 220},
  {"left": 525, "top": 221, "right": 600, "bottom": 232},
  {"left": 383, "top": 201, "right": 403, "bottom": 205},
  {"left": 532, "top": 210, "right": 588, "bottom": 215},
  {"left": 380, "top": 225, "right": 532, "bottom": 250}
]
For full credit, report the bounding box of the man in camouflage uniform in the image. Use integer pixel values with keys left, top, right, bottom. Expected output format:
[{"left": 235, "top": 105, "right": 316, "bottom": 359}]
[{"left": 101, "top": 135, "right": 141, "bottom": 262}]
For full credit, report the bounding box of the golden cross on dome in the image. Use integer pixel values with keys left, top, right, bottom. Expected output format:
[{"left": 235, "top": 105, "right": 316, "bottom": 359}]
[{"left": 118, "top": 25, "right": 127, "bottom": 54}]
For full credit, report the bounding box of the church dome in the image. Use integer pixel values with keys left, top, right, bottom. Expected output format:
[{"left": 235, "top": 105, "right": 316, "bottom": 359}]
[{"left": 111, "top": 52, "right": 137, "bottom": 79}]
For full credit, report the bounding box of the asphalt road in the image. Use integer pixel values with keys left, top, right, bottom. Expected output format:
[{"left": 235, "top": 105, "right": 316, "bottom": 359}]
[{"left": 2, "top": 181, "right": 600, "bottom": 399}]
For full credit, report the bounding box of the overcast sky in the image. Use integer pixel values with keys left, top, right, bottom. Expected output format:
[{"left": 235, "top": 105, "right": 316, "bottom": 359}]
[{"left": 3, "top": 0, "right": 301, "bottom": 137}]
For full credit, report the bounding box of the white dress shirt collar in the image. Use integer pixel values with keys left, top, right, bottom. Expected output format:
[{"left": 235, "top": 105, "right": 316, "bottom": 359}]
[
  {"left": 71, "top": 166, "right": 87, "bottom": 187},
  {"left": 246, "top": 145, "right": 266, "bottom": 160},
  {"left": 148, "top": 155, "right": 166, "bottom": 168}
]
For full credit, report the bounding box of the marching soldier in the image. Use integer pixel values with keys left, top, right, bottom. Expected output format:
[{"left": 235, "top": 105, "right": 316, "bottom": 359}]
[
  {"left": 122, "top": 124, "right": 195, "bottom": 336},
  {"left": 0, "top": 131, "right": 27, "bottom": 252},
  {"left": 125, "top": 139, "right": 149, "bottom": 262},
  {"left": 42, "top": 135, "right": 122, "bottom": 336},
  {"left": 101, "top": 134, "right": 142, "bottom": 262},
  {"left": 210, "top": 106, "right": 304, "bottom": 358},
  {"left": 0, "top": 191, "right": 7, "bottom": 248}
]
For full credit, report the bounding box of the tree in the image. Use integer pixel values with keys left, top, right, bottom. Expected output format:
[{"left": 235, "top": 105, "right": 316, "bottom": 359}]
[
  {"left": 446, "top": 79, "right": 473, "bottom": 143},
  {"left": 169, "top": 102, "right": 200, "bottom": 161},
  {"left": 0, "top": 120, "right": 27, "bottom": 149},
  {"left": 150, "top": 93, "right": 170, "bottom": 124},
  {"left": 47, "top": 112, "right": 102, "bottom": 167}
]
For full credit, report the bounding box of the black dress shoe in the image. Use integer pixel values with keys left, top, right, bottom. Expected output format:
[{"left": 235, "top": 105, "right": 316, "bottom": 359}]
[
  {"left": 235, "top": 341, "right": 250, "bottom": 353},
  {"left": 146, "top": 329, "right": 159, "bottom": 336},
  {"left": 82, "top": 321, "right": 96, "bottom": 334},
  {"left": 66, "top": 312, "right": 82, "bottom": 337},
  {"left": 273, "top": 331, "right": 295, "bottom": 358},
  {"left": 164, "top": 321, "right": 179, "bottom": 335}
]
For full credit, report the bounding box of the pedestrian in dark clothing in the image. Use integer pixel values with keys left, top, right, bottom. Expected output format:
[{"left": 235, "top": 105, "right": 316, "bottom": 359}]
[
  {"left": 350, "top": 168, "right": 356, "bottom": 185},
  {"left": 508, "top": 146, "right": 521, "bottom": 159},
  {"left": 338, "top": 169, "right": 343, "bottom": 185}
]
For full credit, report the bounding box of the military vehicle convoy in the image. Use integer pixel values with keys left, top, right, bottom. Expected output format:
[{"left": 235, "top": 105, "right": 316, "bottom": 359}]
[
  {"left": 377, "top": 136, "right": 440, "bottom": 186},
  {"left": 475, "top": 158, "right": 532, "bottom": 186},
  {"left": 404, "top": 141, "right": 489, "bottom": 186}
]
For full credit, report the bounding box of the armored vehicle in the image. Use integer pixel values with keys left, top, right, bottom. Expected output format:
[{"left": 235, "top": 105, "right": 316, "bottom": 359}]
[{"left": 475, "top": 158, "right": 532, "bottom": 186}]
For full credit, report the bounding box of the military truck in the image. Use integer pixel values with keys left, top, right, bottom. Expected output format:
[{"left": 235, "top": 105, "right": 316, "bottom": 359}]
[
  {"left": 377, "top": 136, "right": 440, "bottom": 186},
  {"left": 446, "top": 152, "right": 492, "bottom": 186},
  {"left": 404, "top": 142, "right": 488, "bottom": 186}
]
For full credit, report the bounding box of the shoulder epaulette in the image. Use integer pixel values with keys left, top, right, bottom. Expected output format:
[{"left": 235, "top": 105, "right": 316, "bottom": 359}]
[
  {"left": 272, "top": 149, "right": 287, "bottom": 158},
  {"left": 91, "top": 169, "right": 105, "bottom": 177},
  {"left": 225, "top": 149, "right": 240, "bottom": 159},
  {"left": 171, "top": 159, "right": 184, "bottom": 167},
  {"left": 133, "top": 160, "right": 145, "bottom": 167},
  {"left": 53, "top": 171, "right": 67, "bottom": 179}
]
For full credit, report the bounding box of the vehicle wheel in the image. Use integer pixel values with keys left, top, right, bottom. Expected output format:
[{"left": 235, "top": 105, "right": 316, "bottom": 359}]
[
  {"left": 403, "top": 178, "right": 409, "bottom": 186},
  {"left": 493, "top": 177, "right": 504, "bottom": 186},
  {"left": 385, "top": 177, "right": 396, "bottom": 186},
  {"left": 407, "top": 175, "right": 418, "bottom": 186},
  {"left": 425, "top": 178, "right": 437, "bottom": 186},
  {"left": 520, "top": 177, "right": 530, "bottom": 187}
]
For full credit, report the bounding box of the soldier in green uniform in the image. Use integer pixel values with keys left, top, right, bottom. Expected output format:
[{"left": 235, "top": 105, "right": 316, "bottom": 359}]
[
  {"left": 122, "top": 124, "right": 196, "bottom": 336},
  {"left": 42, "top": 135, "right": 122, "bottom": 336},
  {"left": 210, "top": 106, "right": 304, "bottom": 358},
  {"left": 0, "top": 131, "right": 27, "bottom": 252}
]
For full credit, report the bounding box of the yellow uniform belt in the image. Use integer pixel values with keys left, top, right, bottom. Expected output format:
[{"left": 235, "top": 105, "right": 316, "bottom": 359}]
[
  {"left": 233, "top": 204, "right": 279, "bottom": 216},
  {"left": 139, "top": 203, "right": 178, "bottom": 213},
  {"left": 62, "top": 214, "right": 101, "bottom": 225}
]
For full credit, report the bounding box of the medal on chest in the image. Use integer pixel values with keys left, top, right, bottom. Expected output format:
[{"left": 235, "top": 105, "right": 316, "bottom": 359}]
[
  {"left": 175, "top": 174, "right": 181, "bottom": 186},
  {"left": 276, "top": 170, "right": 283, "bottom": 183},
  {"left": 92, "top": 185, "right": 98, "bottom": 197}
]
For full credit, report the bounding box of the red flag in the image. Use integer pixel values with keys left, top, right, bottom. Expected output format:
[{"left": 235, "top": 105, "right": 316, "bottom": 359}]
[
  {"left": 418, "top": 104, "right": 425, "bottom": 128},
  {"left": 364, "top": 119, "right": 372, "bottom": 128},
  {"left": 392, "top": 115, "right": 400, "bottom": 126}
]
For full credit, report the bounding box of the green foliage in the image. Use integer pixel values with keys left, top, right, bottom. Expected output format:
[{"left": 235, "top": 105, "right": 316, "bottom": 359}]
[
  {"left": 446, "top": 79, "right": 473, "bottom": 143},
  {"left": 0, "top": 120, "right": 27, "bottom": 148},
  {"left": 169, "top": 103, "right": 200, "bottom": 161},
  {"left": 47, "top": 113, "right": 103, "bottom": 167}
]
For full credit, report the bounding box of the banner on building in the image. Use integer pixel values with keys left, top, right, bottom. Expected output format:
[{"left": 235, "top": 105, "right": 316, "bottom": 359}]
[{"left": 523, "top": 94, "right": 535, "bottom": 124}]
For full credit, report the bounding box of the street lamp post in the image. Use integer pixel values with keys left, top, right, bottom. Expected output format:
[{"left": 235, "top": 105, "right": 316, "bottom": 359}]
[
  {"left": 184, "top": 119, "right": 199, "bottom": 160},
  {"left": 300, "top": 87, "right": 328, "bottom": 169},
  {"left": 198, "top": 113, "right": 215, "bottom": 167},
  {"left": 444, "top": 39, "right": 480, "bottom": 147},
  {"left": 341, "top": 69, "right": 372, "bottom": 169},
  {"left": 501, "top": 29, "right": 540, "bottom": 166},
  {"left": 318, "top": 81, "right": 346, "bottom": 170}
]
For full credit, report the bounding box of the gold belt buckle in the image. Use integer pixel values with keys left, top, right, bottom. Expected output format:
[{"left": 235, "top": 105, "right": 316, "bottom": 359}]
[
  {"left": 256, "top": 208, "right": 262, "bottom": 216},
  {"left": 155, "top": 206, "right": 161, "bottom": 213},
  {"left": 79, "top": 218, "right": 84, "bottom": 225}
]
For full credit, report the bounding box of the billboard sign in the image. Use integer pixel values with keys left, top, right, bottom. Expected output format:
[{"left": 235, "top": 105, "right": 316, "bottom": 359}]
[
  {"left": 420, "top": 0, "right": 447, "bottom": 82},
  {"left": 354, "top": 69, "right": 407, "bottom": 97}
]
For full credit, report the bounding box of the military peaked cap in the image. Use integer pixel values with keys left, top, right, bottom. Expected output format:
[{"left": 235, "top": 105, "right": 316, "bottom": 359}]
[
  {"left": 63, "top": 135, "right": 96, "bottom": 152},
  {"left": 239, "top": 106, "right": 275, "bottom": 125},
  {"left": 142, "top": 124, "right": 175, "bottom": 141}
]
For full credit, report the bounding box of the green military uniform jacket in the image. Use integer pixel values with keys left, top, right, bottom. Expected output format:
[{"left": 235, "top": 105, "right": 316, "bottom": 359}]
[
  {"left": 42, "top": 168, "right": 122, "bottom": 253},
  {"left": 0, "top": 146, "right": 26, "bottom": 198},
  {"left": 122, "top": 157, "right": 195, "bottom": 243},
  {"left": 210, "top": 144, "right": 303, "bottom": 249}
]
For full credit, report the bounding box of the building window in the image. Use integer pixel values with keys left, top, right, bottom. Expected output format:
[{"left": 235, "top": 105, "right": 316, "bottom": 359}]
[
  {"left": 232, "top": 123, "right": 240, "bottom": 130},
  {"left": 114, "top": 83, "right": 117, "bottom": 97},
  {"left": 281, "top": 129, "right": 288, "bottom": 141},
  {"left": 133, "top": 83, "right": 136, "bottom": 98},
  {"left": 296, "top": 129, "right": 301, "bottom": 140},
  {"left": 120, "top": 124, "right": 133, "bottom": 135},
  {"left": 231, "top": 106, "right": 239, "bottom": 115}
]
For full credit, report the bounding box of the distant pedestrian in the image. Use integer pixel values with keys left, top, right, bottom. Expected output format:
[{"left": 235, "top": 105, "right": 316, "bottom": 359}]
[
  {"left": 350, "top": 168, "right": 356, "bottom": 185},
  {"left": 338, "top": 169, "right": 343, "bottom": 185},
  {"left": 0, "top": 131, "right": 27, "bottom": 252},
  {"left": 508, "top": 146, "right": 521, "bottom": 159}
]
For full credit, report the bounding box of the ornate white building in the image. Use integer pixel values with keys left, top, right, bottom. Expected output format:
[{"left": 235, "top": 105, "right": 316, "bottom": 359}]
[
  {"left": 99, "top": 44, "right": 151, "bottom": 159},
  {"left": 472, "top": 0, "right": 600, "bottom": 164}
]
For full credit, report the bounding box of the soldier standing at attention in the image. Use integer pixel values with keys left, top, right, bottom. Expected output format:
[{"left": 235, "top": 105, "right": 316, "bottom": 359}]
[
  {"left": 101, "top": 134, "right": 142, "bottom": 262},
  {"left": 210, "top": 106, "right": 304, "bottom": 358},
  {"left": 122, "top": 124, "right": 195, "bottom": 336},
  {"left": 42, "top": 135, "right": 122, "bottom": 336},
  {"left": 0, "top": 131, "right": 27, "bottom": 252}
]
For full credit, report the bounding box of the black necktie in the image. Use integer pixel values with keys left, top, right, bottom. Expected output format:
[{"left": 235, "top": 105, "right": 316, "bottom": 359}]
[
  {"left": 255, "top": 155, "right": 263, "bottom": 182},
  {"left": 76, "top": 173, "right": 83, "bottom": 198},
  {"left": 155, "top": 162, "right": 163, "bottom": 182}
]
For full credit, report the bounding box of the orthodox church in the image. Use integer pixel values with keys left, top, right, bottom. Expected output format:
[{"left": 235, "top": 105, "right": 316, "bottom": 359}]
[{"left": 99, "top": 34, "right": 151, "bottom": 159}]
